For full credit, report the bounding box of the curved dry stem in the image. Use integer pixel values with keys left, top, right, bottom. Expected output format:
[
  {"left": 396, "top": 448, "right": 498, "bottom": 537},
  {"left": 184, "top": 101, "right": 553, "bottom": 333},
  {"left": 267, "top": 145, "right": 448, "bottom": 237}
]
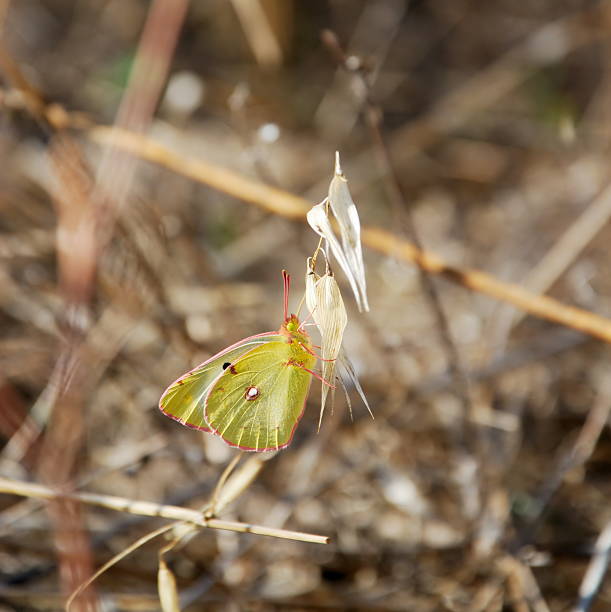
[
  {"left": 204, "top": 452, "right": 242, "bottom": 518},
  {"left": 66, "top": 523, "right": 175, "bottom": 611},
  {"left": 86, "top": 126, "right": 611, "bottom": 345}
]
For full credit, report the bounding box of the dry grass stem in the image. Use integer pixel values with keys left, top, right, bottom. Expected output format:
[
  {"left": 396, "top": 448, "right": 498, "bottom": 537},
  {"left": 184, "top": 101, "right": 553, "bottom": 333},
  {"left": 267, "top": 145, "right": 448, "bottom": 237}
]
[
  {"left": 229, "top": 0, "right": 283, "bottom": 68},
  {"left": 85, "top": 126, "right": 611, "bottom": 345},
  {"left": 208, "top": 454, "right": 267, "bottom": 516},
  {"left": 0, "top": 477, "right": 328, "bottom": 544}
]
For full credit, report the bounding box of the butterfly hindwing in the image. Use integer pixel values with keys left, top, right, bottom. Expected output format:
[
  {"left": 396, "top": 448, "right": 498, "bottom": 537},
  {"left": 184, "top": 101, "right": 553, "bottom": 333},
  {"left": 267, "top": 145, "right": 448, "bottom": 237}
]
[
  {"left": 204, "top": 340, "right": 316, "bottom": 451},
  {"left": 159, "top": 333, "right": 280, "bottom": 431}
]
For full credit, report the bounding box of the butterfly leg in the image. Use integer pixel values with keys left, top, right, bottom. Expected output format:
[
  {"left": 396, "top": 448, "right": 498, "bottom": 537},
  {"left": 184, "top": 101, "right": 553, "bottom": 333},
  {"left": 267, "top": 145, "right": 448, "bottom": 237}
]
[
  {"left": 299, "top": 342, "right": 336, "bottom": 363},
  {"left": 298, "top": 307, "right": 317, "bottom": 331},
  {"left": 288, "top": 359, "right": 335, "bottom": 389}
]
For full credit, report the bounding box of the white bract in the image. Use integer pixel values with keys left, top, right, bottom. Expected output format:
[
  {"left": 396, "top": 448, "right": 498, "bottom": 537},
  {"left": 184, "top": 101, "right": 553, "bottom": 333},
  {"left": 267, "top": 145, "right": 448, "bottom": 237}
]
[
  {"left": 306, "top": 259, "right": 347, "bottom": 427},
  {"left": 306, "top": 152, "right": 369, "bottom": 312},
  {"left": 304, "top": 153, "right": 373, "bottom": 428}
]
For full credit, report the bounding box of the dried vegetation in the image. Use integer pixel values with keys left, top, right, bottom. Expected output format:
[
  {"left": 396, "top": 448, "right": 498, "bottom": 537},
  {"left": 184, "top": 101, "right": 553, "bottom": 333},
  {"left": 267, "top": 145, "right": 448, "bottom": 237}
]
[{"left": 2, "top": 1, "right": 611, "bottom": 610}]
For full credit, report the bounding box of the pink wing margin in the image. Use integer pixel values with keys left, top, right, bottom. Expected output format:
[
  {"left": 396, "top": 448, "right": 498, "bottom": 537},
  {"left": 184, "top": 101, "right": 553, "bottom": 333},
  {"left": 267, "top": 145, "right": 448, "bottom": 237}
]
[{"left": 159, "top": 331, "right": 279, "bottom": 433}]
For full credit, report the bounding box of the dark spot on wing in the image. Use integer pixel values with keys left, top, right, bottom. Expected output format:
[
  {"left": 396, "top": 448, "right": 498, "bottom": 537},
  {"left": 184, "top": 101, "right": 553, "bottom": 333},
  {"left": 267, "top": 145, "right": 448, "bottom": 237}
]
[
  {"left": 222, "top": 362, "right": 231, "bottom": 370},
  {"left": 230, "top": 365, "right": 238, "bottom": 374}
]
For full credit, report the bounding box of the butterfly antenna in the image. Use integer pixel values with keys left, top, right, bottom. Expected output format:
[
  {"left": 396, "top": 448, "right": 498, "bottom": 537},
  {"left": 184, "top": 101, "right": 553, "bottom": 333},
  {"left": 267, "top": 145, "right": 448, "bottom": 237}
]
[{"left": 282, "top": 270, "right": 290, "bottom": 320}]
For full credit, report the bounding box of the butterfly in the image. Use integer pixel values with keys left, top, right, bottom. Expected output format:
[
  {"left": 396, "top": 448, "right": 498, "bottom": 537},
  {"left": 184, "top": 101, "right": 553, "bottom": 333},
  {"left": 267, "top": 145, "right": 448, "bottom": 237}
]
[{"left": 159, "top": 272, "right": 320, "bottom": 451}]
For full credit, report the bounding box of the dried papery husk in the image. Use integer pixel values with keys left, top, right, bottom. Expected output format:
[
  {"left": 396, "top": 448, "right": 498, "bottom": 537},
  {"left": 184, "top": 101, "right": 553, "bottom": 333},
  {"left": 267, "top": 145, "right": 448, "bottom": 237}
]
[
  {"left": 305, "top": 258, "right": 347, "bottom": 428},
  {"left": 158, "top": 557, "right": 180, "bottom": 612},
  {"left": 307, "top": 200, "right": 365, "bottom": 312},
  {"left": 327, "top": 152, "right": 369, "bottom": 312}
]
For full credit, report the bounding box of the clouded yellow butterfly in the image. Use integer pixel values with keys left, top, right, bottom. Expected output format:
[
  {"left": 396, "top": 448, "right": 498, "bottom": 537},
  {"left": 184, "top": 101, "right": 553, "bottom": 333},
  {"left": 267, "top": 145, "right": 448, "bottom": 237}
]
[{"left": 159, "top": 272, "right": 317, "bottom": 451}]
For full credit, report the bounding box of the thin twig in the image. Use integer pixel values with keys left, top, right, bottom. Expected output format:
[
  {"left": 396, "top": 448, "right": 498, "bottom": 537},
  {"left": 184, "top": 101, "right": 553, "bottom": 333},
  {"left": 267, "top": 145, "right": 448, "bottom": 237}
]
[
  {"left": 66, "top": 454, "right": 272, "bottom": 610},
  {"left": 305, "top": 3, "right": 611, "bottom": 201},
  {"left": 490, "top": 178, "right": 611, "bottom": 350},
  {"left": 516, "top": 376, "right": 611, "bottom": 546},
  {"left": 498, "top": 555, "right": 551, "bottom": 612},
  {"left": 1, "top": 83, "right": 608, "bottom": 349},
  {"left": 0, "top": 434, "right": 167, "bottom": 536},
  {"left": 0, "top": 477, "right": 329, "bottom": 545},
  {"left": 321, "top": 28, "right": 475, "bottom": 442},
  {"left": 82, "top": 125, "right": 611, "bottom": 346}
]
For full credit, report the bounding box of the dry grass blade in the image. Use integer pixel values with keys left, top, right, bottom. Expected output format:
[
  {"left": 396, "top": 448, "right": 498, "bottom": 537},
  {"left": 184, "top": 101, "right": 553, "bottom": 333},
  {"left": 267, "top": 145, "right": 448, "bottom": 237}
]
[
  {"left": 229, "top": 0, "right": 283, "bottom": 68},
  {"left": 66, "top": 523, "right": 175, "bottom": 612},
  {"left": 209, "top": 455, "right": 266, "bottom": 516}
]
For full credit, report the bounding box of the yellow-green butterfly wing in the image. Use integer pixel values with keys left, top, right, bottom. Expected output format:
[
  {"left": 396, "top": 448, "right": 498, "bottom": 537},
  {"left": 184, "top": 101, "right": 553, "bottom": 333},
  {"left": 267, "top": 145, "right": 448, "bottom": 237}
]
[
  {"left": 204, "top": 337, "right": 316, "bottom": 451},
  {"left": 159, "top": 332, "right": 280, "bottom": 431}
]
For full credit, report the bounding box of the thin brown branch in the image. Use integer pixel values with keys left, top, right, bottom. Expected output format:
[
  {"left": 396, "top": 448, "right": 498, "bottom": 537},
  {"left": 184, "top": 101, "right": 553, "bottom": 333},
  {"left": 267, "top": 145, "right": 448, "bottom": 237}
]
[
  {"left": 321, "top": 28, "right": 476, "bottom": 441},
  {"left": 86, "top": 126, "right": 611, "bottom": 346},
  {"left": 516, "top": 376, "right": 611, "bottom": 546},
  {"left": 512, "top": 179, "right": 611, "bottom": 329},
  {"left": 305, "top": 3, "right": 611, "bottom": 201}
]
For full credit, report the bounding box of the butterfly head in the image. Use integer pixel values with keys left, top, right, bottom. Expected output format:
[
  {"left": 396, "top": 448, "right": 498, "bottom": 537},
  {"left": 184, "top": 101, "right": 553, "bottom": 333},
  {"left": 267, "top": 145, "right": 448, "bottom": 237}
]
[
  {"left": 280, "top": 314, "right": 311, "bottom": 345},
  {"left": 284, "top": 314, "right": 300, "bottom": 332}
]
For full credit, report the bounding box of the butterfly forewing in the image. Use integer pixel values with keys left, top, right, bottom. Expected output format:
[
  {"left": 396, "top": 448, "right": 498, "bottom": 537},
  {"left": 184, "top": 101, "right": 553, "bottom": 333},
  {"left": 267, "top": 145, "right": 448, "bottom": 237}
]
[
  {"left": 159, "top": 333, "right": 279, "bottom": 431},
  {"left": 204, "top": 340, "right": 316, "bottom": 451}
]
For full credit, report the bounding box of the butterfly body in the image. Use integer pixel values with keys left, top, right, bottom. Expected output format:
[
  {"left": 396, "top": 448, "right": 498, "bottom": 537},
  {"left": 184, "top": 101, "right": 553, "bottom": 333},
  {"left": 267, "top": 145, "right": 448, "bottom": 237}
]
[{"left": 159, "top": 314, "right": 316, "bottom": 451}]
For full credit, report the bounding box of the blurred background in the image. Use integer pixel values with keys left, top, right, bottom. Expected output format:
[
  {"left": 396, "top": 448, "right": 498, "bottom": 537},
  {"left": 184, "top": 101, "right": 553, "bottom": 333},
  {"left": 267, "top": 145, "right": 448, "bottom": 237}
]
[{"left": 2, "top": 0, "right": 611, "bottom": 610}]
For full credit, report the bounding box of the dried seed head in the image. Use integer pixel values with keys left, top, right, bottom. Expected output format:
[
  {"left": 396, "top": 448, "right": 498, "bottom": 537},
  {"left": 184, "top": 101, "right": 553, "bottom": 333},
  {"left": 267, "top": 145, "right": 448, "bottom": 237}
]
[
  {"left": 306, "top": 153, "right": 369, "bottom": 312},
  {"left": 158, "top": 558, "right": 180, "bottom": 612},
  {"left": 306, "top": 258, "right": 347, "bottom": 428},
  {"left": 307, "top": 201, "right": 363, "bottom": 311},
  {"left": 328, "top": 152, "right": 368, "bottom": 311}
]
